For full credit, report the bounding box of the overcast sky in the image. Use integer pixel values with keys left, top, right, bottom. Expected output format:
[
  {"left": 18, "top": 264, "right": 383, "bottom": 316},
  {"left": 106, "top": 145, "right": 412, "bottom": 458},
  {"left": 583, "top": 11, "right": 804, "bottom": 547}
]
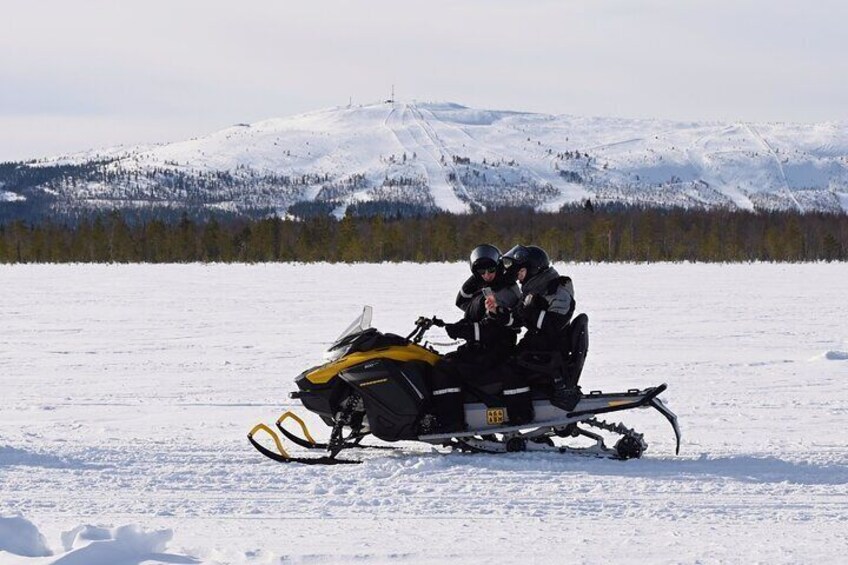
[{"left": 2, "top": 0, "right": 846, "bottom": 162}]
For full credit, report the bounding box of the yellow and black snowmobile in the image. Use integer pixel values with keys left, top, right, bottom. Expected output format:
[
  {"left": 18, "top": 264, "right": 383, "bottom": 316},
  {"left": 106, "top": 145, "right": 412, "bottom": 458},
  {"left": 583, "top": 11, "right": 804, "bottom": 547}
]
[{"left": 248, "top": 306, "right": 681, "bottom": 465}]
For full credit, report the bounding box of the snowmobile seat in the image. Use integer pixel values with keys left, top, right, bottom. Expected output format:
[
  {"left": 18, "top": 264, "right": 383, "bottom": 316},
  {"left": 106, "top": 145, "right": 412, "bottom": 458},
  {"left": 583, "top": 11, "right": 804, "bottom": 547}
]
[
  {"left": 455, "top": 315, "right": 588, "bottom": 407},
  {"left": 563, "top": 313, "right": 589, "bottom": 388},
  {"left": 511, "top": 313, "right": 589, "bottom": 387},
  {"left": 459, "top": 377, "right": 554, "bottom": 404}
]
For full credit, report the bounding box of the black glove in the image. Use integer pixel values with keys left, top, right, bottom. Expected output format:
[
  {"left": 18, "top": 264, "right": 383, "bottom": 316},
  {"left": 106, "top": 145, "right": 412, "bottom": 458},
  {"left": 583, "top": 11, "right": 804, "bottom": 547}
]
[
  {"left": 431, "top": 317, "right": 445, "bottom": 327},
  {"left": 488, "top": 306, "right": 512, "bottom": 325},
  {"left": 445, "top": 321, "right": 472, "bottom": 341}
]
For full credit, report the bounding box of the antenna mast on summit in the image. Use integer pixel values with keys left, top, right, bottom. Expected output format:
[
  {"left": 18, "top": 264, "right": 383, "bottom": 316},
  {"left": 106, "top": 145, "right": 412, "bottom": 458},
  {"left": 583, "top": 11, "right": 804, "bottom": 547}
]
[{"left": 391, "top": 84, "right": 395, "bottom": 104}]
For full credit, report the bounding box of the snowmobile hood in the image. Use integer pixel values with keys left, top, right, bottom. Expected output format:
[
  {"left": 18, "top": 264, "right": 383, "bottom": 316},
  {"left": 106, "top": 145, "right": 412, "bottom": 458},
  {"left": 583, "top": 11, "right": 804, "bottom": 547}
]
[{"left": 304, "top": 344, "right": 441, "bottom": 385}]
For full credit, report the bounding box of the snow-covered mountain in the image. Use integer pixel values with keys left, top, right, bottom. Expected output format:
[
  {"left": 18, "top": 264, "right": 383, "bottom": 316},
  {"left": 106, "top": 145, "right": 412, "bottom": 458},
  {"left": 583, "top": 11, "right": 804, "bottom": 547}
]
[{"left": 4, "top": 101, "right": 848, "bottom": 218}]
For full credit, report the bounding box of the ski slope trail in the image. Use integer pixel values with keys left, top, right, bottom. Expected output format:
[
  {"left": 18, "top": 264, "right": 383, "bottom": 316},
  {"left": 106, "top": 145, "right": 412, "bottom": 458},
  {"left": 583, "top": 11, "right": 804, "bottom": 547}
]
[
  {"left": 383, "top": 104, "right": 469, "bottom": 213},
  {"left": 1, "top": 263, "right": 847, "bottom": 564},
  {"left": 745, "top": 122, "right": 803, "bottom": 212},
  {"left": 407, "top": 104, "right": 477, "bottom": 209}
]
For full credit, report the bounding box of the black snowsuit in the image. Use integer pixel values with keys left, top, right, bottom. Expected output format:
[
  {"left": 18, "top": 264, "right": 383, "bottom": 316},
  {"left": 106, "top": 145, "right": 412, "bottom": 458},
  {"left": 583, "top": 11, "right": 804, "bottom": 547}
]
[
  {"left": 427, "top": 272, "right": 521, "bottom": 431},
  {"left": 490, "top": 266, "right": 576, "bottom": 424},
  {"left": 450, "top": 273, "right": 522, "bottom": 360}
]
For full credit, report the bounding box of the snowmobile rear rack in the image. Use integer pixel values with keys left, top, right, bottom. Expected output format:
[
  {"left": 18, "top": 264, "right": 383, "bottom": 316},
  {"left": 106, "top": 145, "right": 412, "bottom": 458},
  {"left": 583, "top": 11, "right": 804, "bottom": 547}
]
[{"left": 566, "top": 384, "right": 681, "bottom": 454}]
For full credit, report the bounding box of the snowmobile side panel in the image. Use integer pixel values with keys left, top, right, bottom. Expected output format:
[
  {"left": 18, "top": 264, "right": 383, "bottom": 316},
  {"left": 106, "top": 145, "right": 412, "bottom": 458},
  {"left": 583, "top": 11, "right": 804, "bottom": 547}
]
[
  {"left": 293, "top": 388, "right": 336, "bottom": 421},
  {"left": 292, "top": 367, "right": 340, "bottom": 420},
  {"left": 339, "top": 359, "right": 425, "bottom": 441},
  {"left": 395, "top": 361, "right": 431, "bottom": 403},
  {"left": 459, "top": 387, "right": 662, "bottom": 431},
  {"left": 304, "top": 344, "right": 440, "bottom": 385}
]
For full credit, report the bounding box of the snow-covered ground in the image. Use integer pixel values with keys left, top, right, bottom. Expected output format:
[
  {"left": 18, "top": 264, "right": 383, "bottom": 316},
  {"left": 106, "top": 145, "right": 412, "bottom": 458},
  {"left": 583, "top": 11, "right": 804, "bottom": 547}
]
[{"left": 1, "top": 263, "right": 847, "bottom": 564}]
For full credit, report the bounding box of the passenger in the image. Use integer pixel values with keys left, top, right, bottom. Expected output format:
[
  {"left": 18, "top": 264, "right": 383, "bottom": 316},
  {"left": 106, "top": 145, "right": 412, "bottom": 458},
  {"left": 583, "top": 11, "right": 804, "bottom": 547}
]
[
  {"left": 423, "top": 244, "right": 520, "bottom": 434},
  {"left": 497, "top": 244, "right": 582, "bottom": 419}
]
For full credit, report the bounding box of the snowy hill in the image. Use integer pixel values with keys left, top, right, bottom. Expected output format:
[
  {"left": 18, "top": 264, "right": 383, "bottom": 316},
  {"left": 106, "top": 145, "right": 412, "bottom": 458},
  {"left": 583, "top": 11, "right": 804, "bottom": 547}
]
[{"left": 3, "top": 101, "right": 848, "bottom": 219}]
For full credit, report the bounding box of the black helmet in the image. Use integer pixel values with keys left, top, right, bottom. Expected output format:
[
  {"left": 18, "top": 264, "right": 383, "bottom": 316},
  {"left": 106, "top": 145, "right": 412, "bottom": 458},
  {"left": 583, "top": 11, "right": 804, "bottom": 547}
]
[
  {"left": 469, "top": 244, "right": 501, "bottom": 276},
  {"left": 503, "top": 244, "right": 550, "bottom": 280}
]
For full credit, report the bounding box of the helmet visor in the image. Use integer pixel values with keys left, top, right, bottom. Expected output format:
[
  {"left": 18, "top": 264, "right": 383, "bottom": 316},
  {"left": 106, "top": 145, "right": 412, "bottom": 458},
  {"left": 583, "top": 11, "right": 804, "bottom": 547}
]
[{"left": 475, "top": 265, "right": 497, "bottom": 276}]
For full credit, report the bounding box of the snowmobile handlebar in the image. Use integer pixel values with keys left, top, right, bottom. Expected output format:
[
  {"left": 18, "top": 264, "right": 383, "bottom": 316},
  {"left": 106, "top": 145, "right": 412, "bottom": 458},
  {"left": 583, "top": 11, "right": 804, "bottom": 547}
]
[{"left": 407, "top": 316, "right": 445, "bottom": 343}]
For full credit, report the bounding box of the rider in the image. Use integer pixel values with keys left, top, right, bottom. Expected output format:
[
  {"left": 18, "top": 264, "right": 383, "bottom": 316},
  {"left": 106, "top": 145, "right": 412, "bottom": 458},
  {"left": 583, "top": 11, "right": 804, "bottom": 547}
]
[
  {"left": 496, "top": 244, "right": 582, "bottom": 419},
  {"left": 447, "top": 243, "right": 521, "bottom": 358},
  {"left": 423, "top": 244, "right": 521, "bottom": 433}
]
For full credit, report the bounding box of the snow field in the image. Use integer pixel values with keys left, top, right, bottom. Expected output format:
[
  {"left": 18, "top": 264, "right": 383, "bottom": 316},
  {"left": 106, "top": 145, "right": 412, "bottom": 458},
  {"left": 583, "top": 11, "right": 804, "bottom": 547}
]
[{"left": 1, "top": 262, "right": 847, "bottom": 563}]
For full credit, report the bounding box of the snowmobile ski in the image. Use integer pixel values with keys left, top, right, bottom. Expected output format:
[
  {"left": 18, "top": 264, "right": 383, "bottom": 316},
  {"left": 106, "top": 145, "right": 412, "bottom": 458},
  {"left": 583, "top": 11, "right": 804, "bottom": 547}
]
[
  {"left": 274, "top": 411, "right": 399, "bottom": 452},
  {"left": 247, "top": 423, "right": 360, "bottom": 465}
]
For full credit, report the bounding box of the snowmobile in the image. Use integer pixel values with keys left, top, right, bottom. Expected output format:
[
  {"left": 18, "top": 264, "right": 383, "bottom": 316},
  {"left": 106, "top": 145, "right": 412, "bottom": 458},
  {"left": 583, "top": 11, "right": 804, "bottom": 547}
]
[{"left": 248, "top": 306, "right": 681, "bottom": 465}]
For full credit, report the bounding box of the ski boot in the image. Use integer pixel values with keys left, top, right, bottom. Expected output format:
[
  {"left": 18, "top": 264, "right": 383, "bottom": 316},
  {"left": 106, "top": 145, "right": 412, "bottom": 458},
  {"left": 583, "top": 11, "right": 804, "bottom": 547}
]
[{"left": 550, "top": 384, "right": 582, "bottom": 411}]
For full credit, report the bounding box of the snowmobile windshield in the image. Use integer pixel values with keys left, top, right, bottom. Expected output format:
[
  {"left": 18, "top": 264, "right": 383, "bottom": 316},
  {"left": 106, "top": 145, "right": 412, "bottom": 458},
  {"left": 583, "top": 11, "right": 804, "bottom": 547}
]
[{"left": 323, "top": 306, "right": 373, "bottom": 362}]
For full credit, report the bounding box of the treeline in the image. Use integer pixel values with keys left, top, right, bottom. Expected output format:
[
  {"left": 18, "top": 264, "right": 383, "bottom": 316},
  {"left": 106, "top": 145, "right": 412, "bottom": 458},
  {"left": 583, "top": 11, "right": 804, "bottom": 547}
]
[{"left": 0, "top": 205, "right": 846, "bottom": 263}]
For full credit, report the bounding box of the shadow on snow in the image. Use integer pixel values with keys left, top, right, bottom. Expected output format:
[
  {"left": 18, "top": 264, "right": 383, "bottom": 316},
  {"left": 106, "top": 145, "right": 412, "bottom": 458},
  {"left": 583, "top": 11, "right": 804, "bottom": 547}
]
[
  {"left": 0, "top": 445, "right": 106, "bottom": 470},
  {"left": 373, "top": 451, "right": 848, "bottom": 486}
]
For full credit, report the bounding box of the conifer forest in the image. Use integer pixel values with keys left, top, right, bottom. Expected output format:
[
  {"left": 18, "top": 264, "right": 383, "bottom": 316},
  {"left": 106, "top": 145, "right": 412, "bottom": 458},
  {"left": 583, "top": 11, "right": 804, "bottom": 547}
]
[{"left": 1, "top": 205, "right": 845, "bottom": 263}]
